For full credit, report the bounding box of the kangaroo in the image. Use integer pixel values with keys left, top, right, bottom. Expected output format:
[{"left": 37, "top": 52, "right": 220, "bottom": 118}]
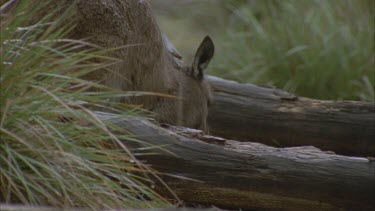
[{"left": 67, "top": 0, "right": 214, "bottom": 132}]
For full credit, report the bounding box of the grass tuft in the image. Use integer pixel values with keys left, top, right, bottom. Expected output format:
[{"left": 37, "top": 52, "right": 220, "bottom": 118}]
[{"left": 1, "top": 0, "right": 172, "bottom": 209}]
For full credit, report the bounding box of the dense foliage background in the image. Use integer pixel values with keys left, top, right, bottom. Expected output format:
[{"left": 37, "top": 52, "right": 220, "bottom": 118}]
[{"left": 152, "top": 0, "right": 374, "bottom": 101}]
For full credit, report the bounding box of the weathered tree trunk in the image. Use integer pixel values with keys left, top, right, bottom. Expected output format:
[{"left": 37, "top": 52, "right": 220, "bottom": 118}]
[
  {"left": 96, "top": 113, "right": 375, "bottom": 211},
  {"left": 207, "top": 76, "right": 375, "bottom": 157}
]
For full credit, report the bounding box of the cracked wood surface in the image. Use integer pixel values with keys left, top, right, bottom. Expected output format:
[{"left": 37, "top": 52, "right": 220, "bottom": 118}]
[{"left": 95, "top": 113, "right": 375, "bottom": 210}]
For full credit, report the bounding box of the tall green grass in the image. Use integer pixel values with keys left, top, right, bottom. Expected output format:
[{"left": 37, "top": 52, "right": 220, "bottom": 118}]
[
  {"left": 1, "top": 1, "right": 172, "bottom": 209},
  {"left": 213, "top": 0, "right": 375, "bottom": 101}
]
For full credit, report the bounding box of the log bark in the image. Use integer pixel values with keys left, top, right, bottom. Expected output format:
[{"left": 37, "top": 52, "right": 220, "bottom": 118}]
[
  {"left": 207, "top": 76, "right": 375, "bottom": 157},
  {"left": 96, "top": 113, "right": 375, "bottom": 211}
]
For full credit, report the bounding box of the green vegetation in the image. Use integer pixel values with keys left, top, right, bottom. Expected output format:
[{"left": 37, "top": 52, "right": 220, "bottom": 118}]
[
  {"left": 153, "top": 0, "right": 374, "bottom": 101},
  {"left": 0, "top": 1, "right": 171, "bottom": 209}
]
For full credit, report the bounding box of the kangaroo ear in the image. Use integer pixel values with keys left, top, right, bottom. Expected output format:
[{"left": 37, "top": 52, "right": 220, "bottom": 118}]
[{"left": 191, "top": 36, "right": 214, "bottom": 80}]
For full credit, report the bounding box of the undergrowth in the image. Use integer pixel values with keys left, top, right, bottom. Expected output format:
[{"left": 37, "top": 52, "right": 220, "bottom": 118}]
[{"left": 0, "top": 1, "right": 173, "bottom": 209}]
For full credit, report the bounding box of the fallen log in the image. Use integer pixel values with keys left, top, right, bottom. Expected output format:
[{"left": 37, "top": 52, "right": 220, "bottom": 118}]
[
  {"left": 97, "top": 113, "right": 375, "bottom": 211},
  {"left": 207, "top": 76, "right": 375, "bottom": 157}
]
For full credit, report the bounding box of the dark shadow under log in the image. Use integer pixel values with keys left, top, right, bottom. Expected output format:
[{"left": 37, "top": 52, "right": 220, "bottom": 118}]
[
  {"left": 96, "top": 113, "right": 375, "bottom": 211},
  {"left": 207, "top": 76, "right": 375, "bottom": 157}
]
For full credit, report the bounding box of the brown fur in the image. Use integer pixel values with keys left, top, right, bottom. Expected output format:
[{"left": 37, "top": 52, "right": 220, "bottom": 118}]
[{"left": 67, "top": 0, "right": 214, "bottom": 132}]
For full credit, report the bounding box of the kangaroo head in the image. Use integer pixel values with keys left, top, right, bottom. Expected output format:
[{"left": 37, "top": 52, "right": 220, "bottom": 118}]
[
  {"left": 179, "top": 36, "right": 215, "bottom": 132},
  {"left": 153, "top": 36, "right": 214, "bottom": 133}
]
